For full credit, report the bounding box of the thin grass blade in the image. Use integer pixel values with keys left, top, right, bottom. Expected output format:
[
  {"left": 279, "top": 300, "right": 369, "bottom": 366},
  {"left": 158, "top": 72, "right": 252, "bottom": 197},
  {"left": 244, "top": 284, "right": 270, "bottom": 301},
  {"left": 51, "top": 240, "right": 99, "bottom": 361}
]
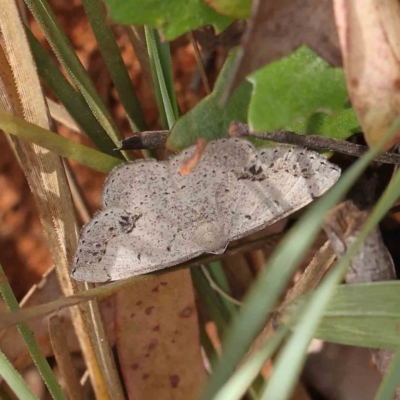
[
  {"left": 261, "top": 122, "right": 400, "bottom": 400},
  {"left": 24, "top": 0, "right": 127, "bottom": 152},
  {"left": 0, "top": 350, "right": 39, "bottom": 400},
  {"left": 202, "top": 122, "right": 399, "bottom": 400},
  {"left": 375, "top": 350, "right": 400, "bottom": 400},
  {"left": 145, "top": 27, "right": 177, "bottom": 129},
  {"left": 0, "top": 263, "right": 66, "bottom": 399},
  {"left": 0, "top": 109, "right": 123, "bottom": 173},
  {"left": 81, "top": 0, "right": 147, "bottom": 131},
  {"left": 152, "top": 30, "right": 179, "bottom": 120},
  {"left": 207, "top": 262, "right": 238, "bottom": 315},
  {"left": 214, "top": 325, "right": 290, "bottom": 400},
  {"left": 26, "top": 29, "right": 121, "bottom": 158}
]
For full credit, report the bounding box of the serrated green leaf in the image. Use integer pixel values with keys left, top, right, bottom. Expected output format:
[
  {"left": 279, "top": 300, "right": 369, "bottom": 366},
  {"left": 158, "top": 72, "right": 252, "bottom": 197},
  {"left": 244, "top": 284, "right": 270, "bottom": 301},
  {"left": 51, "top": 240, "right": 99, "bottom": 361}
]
[
  {"left": 102, "top": 0, "right": 233, "bottom": 41},
  {"left": 167, "top": 51, "right": 252, "bottom": 150},
  {"left": 249, "top": 46, "right": 348, "bottom": 133},
  {"left": 205, "top": 0, "right": 251, "bottom": 19}
]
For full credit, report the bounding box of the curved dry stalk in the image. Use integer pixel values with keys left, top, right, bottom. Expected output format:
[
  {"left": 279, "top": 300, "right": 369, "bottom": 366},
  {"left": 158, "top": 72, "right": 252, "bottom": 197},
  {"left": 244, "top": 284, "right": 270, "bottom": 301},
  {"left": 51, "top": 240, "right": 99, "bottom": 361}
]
[
  {"left": 242, "top": 241, "right": 336, "bottom": 366},
  {"left": 0, "top": 3, "right": 123, "bottom": 399},
  {"left": 0, "top": 233, "right": 284, "bottom": 329},
  {"left": 48, "top": 316, "right": 84, "bottom": 400}
]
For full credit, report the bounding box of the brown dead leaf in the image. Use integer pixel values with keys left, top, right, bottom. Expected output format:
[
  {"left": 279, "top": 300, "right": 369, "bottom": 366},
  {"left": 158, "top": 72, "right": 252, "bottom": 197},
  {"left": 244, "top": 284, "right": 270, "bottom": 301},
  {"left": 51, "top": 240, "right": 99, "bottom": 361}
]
[
  {"left": 334, "top": 0, "right": 400, "bottom": 148},
  {"left": 227, "top": 0, "right": 342, "bottom": 96},
  {"left": 115, "top": 270, "right": 206, "bottom": 400}
]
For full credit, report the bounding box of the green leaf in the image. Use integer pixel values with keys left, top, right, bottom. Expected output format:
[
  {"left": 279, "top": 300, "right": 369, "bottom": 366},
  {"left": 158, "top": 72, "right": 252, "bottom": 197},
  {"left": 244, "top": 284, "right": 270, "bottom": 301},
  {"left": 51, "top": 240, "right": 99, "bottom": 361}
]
[
  {"left": 318, "top": 282, "right": 400, "bottom": 349},
  {"left": 102, "top": 0, "right": 233, "bottom": 40},
  {"left": 204, "top": 0, "right": 252, "bottom": 19},
  {"left": 286, "top": 282, "right": 400, "bottom": 349},
  {"left": 248, "top": 46, "right": 349, "bottom": 133},
  {"left": 167, "top": 51, "right": 252, "bottom": 150},
  {"left": 288, "top": 108, "right": 360, "bottom": 140},
  {"left": 0, "top": 110, "right": 123, "bottom": 173}
]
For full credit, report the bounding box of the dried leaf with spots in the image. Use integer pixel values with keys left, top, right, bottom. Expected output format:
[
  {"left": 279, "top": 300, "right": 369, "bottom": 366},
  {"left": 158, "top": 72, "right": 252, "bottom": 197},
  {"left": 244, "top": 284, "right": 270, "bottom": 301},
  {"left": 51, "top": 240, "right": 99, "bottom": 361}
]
[
  {"left": 227, "top": 0, "right": 341, "bottom": 95},
  {"left": 115, "top": 270, "right": 206, "bottom": 399},
  {"left": 334, "top": 0, "right": 400, "bottom": 148}
]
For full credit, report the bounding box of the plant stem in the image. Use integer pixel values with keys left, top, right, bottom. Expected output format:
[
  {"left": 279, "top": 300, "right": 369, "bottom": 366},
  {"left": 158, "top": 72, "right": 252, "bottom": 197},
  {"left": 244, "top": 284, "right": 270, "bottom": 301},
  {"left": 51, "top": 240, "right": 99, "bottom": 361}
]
[{"left": 0, "top": 263, "right": 67, "bottom": 399}]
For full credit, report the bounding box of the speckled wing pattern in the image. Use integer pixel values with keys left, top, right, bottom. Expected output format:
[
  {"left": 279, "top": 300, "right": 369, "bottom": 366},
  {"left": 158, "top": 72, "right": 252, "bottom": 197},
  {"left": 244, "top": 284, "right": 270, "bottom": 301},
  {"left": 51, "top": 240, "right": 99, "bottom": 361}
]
[{"left": 71, "top": 138, "right": 340, "bottom": 282}]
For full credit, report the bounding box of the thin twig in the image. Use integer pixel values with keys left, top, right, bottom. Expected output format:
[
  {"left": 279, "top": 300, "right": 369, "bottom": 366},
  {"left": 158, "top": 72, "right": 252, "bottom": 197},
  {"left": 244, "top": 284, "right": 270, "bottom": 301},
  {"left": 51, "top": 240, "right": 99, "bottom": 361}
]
[
  {"left": 116, "top": 130, "right": 169, "bottom": 150},
  {"left": 0, "top": 232, "right": 284, "bottom": 329},
  {"left": 116, "top": 124, "right": 400, "bottom": 166},
  {"left": 230, "top": 122, "right": 400, "bottom": 165},
  {"left": 200, "top": 265, "right": 242, "bottom": 306},
  {"left": 64, "top": 160, "right": 91, "bottom": 224},
  {"left": 188, "top": 31, "right": 211, "bottom": 94},
  {"left": 242, "top": 241, "right": 336, "bottom": 365}
]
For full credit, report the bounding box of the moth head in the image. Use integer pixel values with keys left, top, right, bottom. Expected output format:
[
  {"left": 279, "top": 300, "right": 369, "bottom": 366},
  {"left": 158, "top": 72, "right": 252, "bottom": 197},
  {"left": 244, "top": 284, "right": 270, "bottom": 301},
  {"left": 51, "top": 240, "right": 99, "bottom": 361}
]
[{"left": 191, "top": 221, "right": 228, "bottom": 255}]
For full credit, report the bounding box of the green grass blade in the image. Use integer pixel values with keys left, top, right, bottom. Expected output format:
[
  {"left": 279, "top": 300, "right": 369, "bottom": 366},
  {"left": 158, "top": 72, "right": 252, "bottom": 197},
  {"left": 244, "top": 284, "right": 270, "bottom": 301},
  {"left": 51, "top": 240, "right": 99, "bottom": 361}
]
[
  {"left": 26, "top": 29, "right": 121, "bottom": 158},
  {"left": 207, "top": 262, "right": 238, "bottom": 316},
  {"left": 24, "top": 0, "right": 126, "bottom": 150},
  {"left": 81, "top": 0, "right": 146, "bottom": 131},
  {"left": 203, "top": 121, "right": 400, "bottom": 399},
  {"left": 261, "top": 123, "right": 400, "bottom": 400},
  {"left": 193, "top": 265, "right": 262, "bottom": 400},
  {"left": 0, "top": 263, "right": 66, "bottom": 400},
  {"left": 191, "top": 267, "right": 231, "bottom": 335},
  {"left": 145, "top": 27, "right": 177, "bottom": 129},
  {"left": 152, "top": 31, "right": 179, "bottom": 120},
  {"left": 0, "top": 350, "right": 39, "bottom": 400},
  {"left": 214, "top": 325, "right": 290, "bottom": 400},
  {"left": 375, "top": 350, "right": 400, "bottom": 400},
  {"left": 145, "top": 36, "right": 168, "bottom": 129},
  {"left": 0, "top": 110, "right": 123, "bottom": 173}
]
